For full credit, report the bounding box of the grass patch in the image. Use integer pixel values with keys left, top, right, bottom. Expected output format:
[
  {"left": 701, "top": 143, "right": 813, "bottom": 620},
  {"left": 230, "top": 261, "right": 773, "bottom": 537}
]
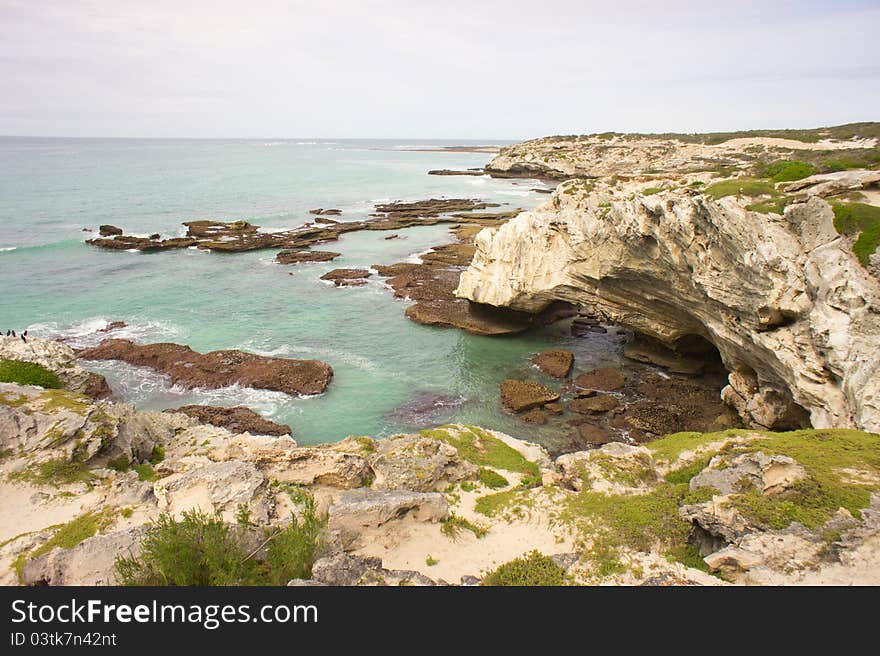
[
  {"left": 440, "top": 512, "right": 488, "bottom": 540},
  {"left": 703, "top": 178, "right": 776, "bottom": 200},
  {"left": 647, "top": 429, "right": 745, "bottom": 465},
  {"left": 478, "top": 468, "right": 509, "bottom": 489},
  {"left": 132, "top": 463, "right": 157, "bottom": 482},
  {"left": 474, "top": 489, "right": 524, "bottom": 517},
  {"left": 483, "top": 550, "right": 567, "bottom": 586},
  {"left": 425, "top": 555, "right": 438, "bottom": 567},
  {"left": 421, "top": 426, "right": 539, "bottom": 476},
  {"left": 830, "top": 201, "right": 880, "bottom": 266},
  {"left": 746, "top": 195, "right": 797, "bottom": 215},
  {"left": 757, "top": 160, "right": 814, "bottom": 182},
  {"left": 9, "top": 457, "right": 95, "bottom": 486},
  {"left": 0, "top": 360, "right": 62, "bottom": 389},
  {"left": 642, "top": 187, "right": 662, "bottom": 196}
]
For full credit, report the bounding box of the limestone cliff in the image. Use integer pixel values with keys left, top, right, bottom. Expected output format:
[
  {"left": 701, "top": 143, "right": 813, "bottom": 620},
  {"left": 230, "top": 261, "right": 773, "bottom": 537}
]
[{"left": 457, "top": 181, "right": 880, "bottom": 433}]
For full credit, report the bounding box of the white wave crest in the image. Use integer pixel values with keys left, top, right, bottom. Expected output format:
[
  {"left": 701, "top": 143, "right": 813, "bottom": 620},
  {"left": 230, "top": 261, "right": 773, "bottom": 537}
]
[{"left": 27, "top": 316, "right": 181, "bottom": 348}]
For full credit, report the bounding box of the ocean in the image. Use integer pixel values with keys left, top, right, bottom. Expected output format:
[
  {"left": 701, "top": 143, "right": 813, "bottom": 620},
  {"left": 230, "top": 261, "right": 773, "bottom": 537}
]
[{"left": 0, "top": 137, "right": 628, "bottom": 449}]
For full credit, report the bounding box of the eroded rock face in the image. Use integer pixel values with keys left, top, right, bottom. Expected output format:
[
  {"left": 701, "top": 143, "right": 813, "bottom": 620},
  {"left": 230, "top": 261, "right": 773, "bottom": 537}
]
[
  {"left": 153, "top": 460, "right": 270, "bottom": 523},
  {"left": 457, "top": 186, "right": 880, "bottom": 432},
  {"left": 168, "top": 405, "right": 292, "bottom": 436},
  {"left": 556, "top": 443, "right": 657, "bottom": 494},
  {"left": 78, "top": 339, "right": 333, "bottom": 397}
]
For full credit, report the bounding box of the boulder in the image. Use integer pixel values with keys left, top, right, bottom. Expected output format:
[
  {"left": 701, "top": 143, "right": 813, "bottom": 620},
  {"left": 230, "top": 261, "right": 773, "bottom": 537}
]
[
  {"left": 500, "top": 379, "right": 559, "bottom": 412},
  {"left": 556, "top": 443, "right": 657, "bottom": 494},
  {"left": 98, "top": 224, "right": 123, "bottom": 236},
  {"left": 310, "top": 552, "right": 436, "bottom": 586},
  {"left": 574, "top": 367, "right": 626, "bottom": 391},
  {"left": 532, "top": 349, "right": 574, "bottom": 378},
  {"left": 320, "top": 269, "right": 372, "bottom": 286},
  {"left": 368, "top": 434, "right": 477, "bottom": 491},
  {"left": 568, "top": 394, "right": 619, "bottom": 414},
  {"left": 689, "top": 451, "right": 808, "bottom": 496}
]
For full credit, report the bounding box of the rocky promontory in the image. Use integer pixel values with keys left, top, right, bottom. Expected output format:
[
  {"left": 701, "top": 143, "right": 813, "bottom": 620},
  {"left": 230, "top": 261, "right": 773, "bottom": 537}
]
[{"left": 458, "top": 125, "right": 880, "bottom": 434}]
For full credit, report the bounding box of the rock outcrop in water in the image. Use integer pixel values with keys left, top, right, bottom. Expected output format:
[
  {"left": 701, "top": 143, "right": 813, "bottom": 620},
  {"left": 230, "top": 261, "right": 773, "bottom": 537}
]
[
  {"left": 457, "top": 179, "right": 880, "bottom": 433},
  {"left": 78, "top": 339, "right": 333, "bottom": 397}
]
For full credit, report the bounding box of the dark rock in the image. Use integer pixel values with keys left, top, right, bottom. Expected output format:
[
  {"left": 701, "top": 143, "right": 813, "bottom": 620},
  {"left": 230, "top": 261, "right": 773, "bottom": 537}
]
[
  {"left": 500, "top": 379, "right": 559, "bottom": 413},
  {"left": 624, "top": 335, "right": 706, "bottom": 375},
  {"left": 168, "top": 405, "right": 292, "bottom": 436},
  {"left": 149, "top": 233, "right": 161, "bottom": 240},
  {"left": 577, "top": 423, "right": 614, "bottom": 445},
  {"left": 309, "top": 208, "right": 342, "bottom": 216},
  {"left": 383, "top": 391, "right": 465, "bottom": 426},
  {"left": 320, "top": 268, "right": 372, "bottom": 286},
  {"left": 78, "top": 339, "right": 333, "bottom": 396},
  {"left": 532, "top": 349, "right": 574, "bottom": 378},
  {"left": 575, "top": 367, "right": 626, "bottom": 391},
  {"left": 427, "top": 169, "right": 486, "bottom": 176},
  {"left": 98, "top": 321, "right": 127, "bottom": 333},
  {"left": 544, "top": 402, "right": 564, "bottom": 415},
  {"left": 81, "top": 372, "right": 113, "bottom": 400},
  {"left": 568, "top": 394, "right": 619, "bottom": 414},
  {"left": 275, "top": 250, "right": 341, "bottom": 265},
  {"left": 99, "top": 224, "right": 123, "bottom": 237},
  {"left": 521, "top": 408, "right": 548, "bottom": 424}
]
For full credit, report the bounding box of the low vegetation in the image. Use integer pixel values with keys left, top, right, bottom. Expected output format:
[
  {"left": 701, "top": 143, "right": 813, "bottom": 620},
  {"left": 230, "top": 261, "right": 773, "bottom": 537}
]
[
  {"left": 8, "top": 457, "right": 95, "bottom": 486},
  {"left": 482, "top": 550, "right": 567, "bottom": 586},
  {"left": 703, "top": 178, "right": 775, "bottom": 200},
  {"left": 0, "top": 360, "right": 62, "bottom": 389},
  {"left": 756, "top": 160, "right": 814, "bottom": 182},
  {"left": 115, "top": 503, "right": 325, "bottom": 586},
  {"left": 830, "top": 201, "right": 880, "bottom": 266},
  {"left": 421, "top": 425, "right": 539, "bottom": 476},
  {"left": 441, "top": 512, "right": 488, "bottom": 540},
  {"left": 478, "top": 468, "right": 509, "bottom": 489}
]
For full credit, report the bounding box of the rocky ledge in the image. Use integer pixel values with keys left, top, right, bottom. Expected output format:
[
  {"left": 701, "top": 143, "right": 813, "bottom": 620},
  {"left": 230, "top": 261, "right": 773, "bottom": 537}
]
[
  {"left": 165, "top": 405, "right": 292, "bottom": 437},
  {"left": 78, "top": 339, "right": 333, "bottom": 397},
  {"left": 457, "top": 170, "right": 880, "bottom": 434},
  {"left": 2, "top": 377, "right": 878, "bottom": 587}
]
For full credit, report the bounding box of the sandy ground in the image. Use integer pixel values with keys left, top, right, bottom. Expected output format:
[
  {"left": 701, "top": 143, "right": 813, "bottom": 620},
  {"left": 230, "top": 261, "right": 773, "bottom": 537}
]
[{"left": 715, "top": 136, "right": 878, "bottom": 151}]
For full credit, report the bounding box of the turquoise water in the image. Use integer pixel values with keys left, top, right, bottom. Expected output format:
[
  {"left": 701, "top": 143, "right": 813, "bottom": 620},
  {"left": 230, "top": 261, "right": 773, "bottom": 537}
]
[{"left": 0, "top": 137, "right": 627, "bottom": 449}]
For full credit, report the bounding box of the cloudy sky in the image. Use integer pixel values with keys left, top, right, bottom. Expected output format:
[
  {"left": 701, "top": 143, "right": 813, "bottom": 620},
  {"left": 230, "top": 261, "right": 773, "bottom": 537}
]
[{"left": 1, "top": 0, "right": 878, "bottom": 139}]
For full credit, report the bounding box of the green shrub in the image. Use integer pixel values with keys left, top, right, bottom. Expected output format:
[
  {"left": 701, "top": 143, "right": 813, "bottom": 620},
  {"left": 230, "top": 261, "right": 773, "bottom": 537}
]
[
  {"left": 9, "top": 457, "right": 94, "bottom": 486},
  {"left": 261, "top": 500, "right": 325, "bottom": 585},
  {"left": 478, "top": 468, "right": 509, "bottom": 489},
  {"left": 830, "top": 201, "right": 880, "bottom": 266},
  {"left": 642, "top": 187, "right": 662, "bottom": 196},
  {"left": 115, "top": 510, "right": 256, "bottom": 586},
  {"left": 483, "top": 550, "right": 567, "bottom": 586},
  {"left": 132, "top": 463, "right": 156, "bottom": 482},
  {"left": 757, "top": 160, "right": 814, "bottom": 182},
  {"left": 0, "top": 360, "right": 62, "bottom": 389},
  {"left": 115, "top": 504, "right": 326, "bottom": 586}
]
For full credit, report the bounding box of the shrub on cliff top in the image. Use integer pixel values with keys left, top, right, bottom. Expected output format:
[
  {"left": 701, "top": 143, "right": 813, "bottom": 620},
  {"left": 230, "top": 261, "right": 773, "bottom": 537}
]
[
  {"left": 0, "top": 359, "right": 62, "bottom": 389},
  {"left": 830, "top": 201, "right": 880, "bottom": 266},
  {"left": 757, "top": 160, "right": 814, "bottom": 182},
  {"left": 115, "top": 504, "right": 325, "bottom": 586},
  {"left": 703, "top": 178, "right": 775, "bottom": 200}
]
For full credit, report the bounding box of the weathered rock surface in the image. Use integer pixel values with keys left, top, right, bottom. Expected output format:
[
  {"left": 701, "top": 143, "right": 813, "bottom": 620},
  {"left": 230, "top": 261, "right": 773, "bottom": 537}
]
[
  {"left": 568, "top": 394, "right": 619, "bottom": 414},
  {"left": 500, "top": 379, "right": 560, "bottom": 413},
  {"left": 168, "top": 405, "right": 292, "bottom": 436},
  {"left": 690, "top": 451, "right": 807, "bottom": 496},
  {"left": 532, "top": 349, "right": 574, "bottom": 378},
  {"left": 208, "top": 433, "right": 370, "bottom": 489},
  {"left": 309, "top": 552, "right": 436, "bottom": 586},
  {"left": 574, "top": 367, "right": 626, "bottom": 391},
  {"left": 327, "top": 489, "right": 448, "bottom": 550},
  {"left": 556, "top": 442, "right": 657, "bottom": 494},
  {"left": 457, "top": 183, "right": 880, "bottom": 432},
  {"left": 367, "top": 434, "right": 478, "bottom": 491},
  {"left": 21, "top": 527, "right": 147, "bottom": 586},
  {"left": 0, "top": 335, "right": 112, "bottom": 399},
  {"left": 153, "top": 460, "right": 270, "bottom": 523},
  {"left": 78, "top": 339, "right": 333, "bottom": 397}
]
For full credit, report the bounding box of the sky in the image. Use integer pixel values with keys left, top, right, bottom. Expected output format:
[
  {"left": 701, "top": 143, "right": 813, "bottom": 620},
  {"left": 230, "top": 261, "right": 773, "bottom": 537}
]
[{"left": 1, "top": 0, "right": 878, "bottom": 139}]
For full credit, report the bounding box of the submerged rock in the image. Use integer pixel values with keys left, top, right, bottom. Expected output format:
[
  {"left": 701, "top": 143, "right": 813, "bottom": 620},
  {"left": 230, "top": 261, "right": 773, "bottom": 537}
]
[
  {"left": 532, "top": 349, "right": 574, "bottom": 378},
  {"left": 320, "top": 268, "right": 372, "bottom": 286},
  {"left": 574, "top": 367, "right": 626, "bottom": 391},
  {"left": 500, "top": 379, "right": 560, "bottom": 413},
  {"left": 275, "top": 249, "right": 340, "bottom": 264},
  {"left": 77, "top": 339, "right": 333, "bottom": 397}
]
